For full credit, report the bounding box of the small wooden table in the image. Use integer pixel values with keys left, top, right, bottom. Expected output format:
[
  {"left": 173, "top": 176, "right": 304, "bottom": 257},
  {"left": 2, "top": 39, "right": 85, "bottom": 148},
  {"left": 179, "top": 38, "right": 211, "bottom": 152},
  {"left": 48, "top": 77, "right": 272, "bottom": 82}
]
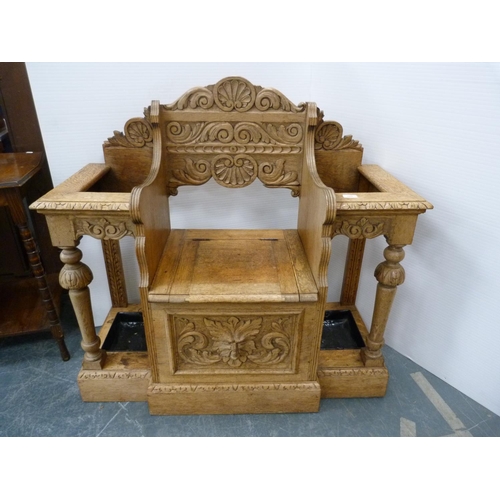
[{"left": 0, "top": 152, "right": 69, "bottom": 360}]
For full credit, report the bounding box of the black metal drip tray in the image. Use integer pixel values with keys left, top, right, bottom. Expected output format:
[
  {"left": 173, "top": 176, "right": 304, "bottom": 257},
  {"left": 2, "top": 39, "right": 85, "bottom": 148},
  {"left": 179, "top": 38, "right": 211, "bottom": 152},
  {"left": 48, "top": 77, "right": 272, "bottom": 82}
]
[
  {"left": 321, "top": 309, "right": 365, "bottom": 350},
  {"left": 102, "top": 312, "right": 147, "bottom": 351}
]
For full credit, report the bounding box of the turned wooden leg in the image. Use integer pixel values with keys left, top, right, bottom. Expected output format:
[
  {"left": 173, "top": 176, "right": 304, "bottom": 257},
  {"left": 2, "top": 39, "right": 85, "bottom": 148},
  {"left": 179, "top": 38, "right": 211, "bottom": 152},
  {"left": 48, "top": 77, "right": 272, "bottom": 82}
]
[
  {"left": 18, "top": 224, "right": 70, "bottom": 361},
  {"left": 362, "top": 244, "right": 405, "bottom": 366},
  {"left": 4, "top": 188, "right": 69, "bottom": 361},
  {"left": 59, "top": 246, "right": 106, "bottom": 369}
]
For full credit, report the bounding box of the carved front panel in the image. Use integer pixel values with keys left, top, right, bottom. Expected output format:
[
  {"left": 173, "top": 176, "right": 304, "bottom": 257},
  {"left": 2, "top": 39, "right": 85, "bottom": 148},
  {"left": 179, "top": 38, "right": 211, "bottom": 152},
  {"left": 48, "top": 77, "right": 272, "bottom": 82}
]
[{"left": 170, "top": 313, "right": 301, "bottom": 374}]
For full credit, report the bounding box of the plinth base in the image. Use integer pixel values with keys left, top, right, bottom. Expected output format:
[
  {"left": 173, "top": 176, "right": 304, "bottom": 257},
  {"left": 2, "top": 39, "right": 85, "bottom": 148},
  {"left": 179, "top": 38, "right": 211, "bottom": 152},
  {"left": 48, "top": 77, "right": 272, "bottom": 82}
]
[
  {"left": 77, "top": 303, "right": 388, "bottom": 411},
  {"left": 318, "top": 303, "right": 389, "bottom": 398},
  {"left": 148, "top": 381, "right": 321, "bottom": 415}
]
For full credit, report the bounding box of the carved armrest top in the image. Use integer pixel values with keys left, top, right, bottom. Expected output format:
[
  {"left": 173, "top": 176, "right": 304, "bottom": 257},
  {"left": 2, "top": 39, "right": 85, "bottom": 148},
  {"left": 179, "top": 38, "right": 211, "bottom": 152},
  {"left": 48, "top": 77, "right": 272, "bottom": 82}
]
[
  {"left": 335, "top": 164, "right": 433, "bottom": 212},
  {"left": 30, "top": 163, "right": 131, "bottom": 213}
]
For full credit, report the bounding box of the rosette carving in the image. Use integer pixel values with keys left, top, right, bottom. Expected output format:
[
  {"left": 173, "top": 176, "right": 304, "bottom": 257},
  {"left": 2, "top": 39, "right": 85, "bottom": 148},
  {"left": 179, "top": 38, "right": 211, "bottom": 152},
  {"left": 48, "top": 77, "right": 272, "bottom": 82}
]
[
  {"left": 315, "top": 121, "right": 362, "bottom": 151},
  {"left": 107, "top": 118, "right": 153, "bottom": 148},
  {"left": 212, "top": 154, "right": 257, "bottom": 188},
  {"left": 176, "top": 316, "right": 292, "bottom": 369}
]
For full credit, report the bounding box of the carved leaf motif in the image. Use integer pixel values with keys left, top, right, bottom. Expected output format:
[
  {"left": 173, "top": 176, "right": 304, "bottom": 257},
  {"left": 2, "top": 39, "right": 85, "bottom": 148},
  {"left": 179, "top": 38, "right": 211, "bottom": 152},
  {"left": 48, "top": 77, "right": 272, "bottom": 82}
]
[
  {"left": 248, "top": 319, "right": 291, "bottom": 365},
  {"left": 176, "top": 316, "right": 292, "bottom": 369},
  {"left": 258, "top": 159, "right": 299, "bottom": 193},
  {"left": 200, "top": 122, "right": 234, "bottom": 143},
  {"left": 171, "top": 159, "right": 211, "bottom": 186},
  {"left": 166, "top": 122, "right": 204, "bottom": 143},
  {"left": 171, "top": 86, "right": 215, "bottom": 110},
  {"left": 255, "top": 88, "right": 305, "bottom": 112}
]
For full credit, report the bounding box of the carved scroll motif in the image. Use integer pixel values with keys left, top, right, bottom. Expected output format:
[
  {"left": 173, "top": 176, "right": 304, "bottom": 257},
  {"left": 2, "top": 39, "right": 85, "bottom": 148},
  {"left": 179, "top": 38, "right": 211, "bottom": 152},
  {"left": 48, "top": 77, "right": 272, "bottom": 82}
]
[
  {"left": 106, "top": 117, "right": 153, "bottom": 148},
  {"left": 169, "top": 157, "right": 300, "bottom": 195},
  {"left": 164, "top": 76, "right": 306, "bottom": 113},
  {"left": 176, "top": 316, "right": 293, "bottom": 369},
  {"left": 76, "top": 218, "right": 133, "bottom": 240},
  {"left": 333, "top": 217, "right": 385, "bottom": 239},
  {"left": 314, "top": 121, "right": 362, "bottom": 151},
  {"left": 259, "top": 159, "right": 300, "bottom": 197},
  {"left": 166, "top": 121, "right": 303, "bottom": 146}
]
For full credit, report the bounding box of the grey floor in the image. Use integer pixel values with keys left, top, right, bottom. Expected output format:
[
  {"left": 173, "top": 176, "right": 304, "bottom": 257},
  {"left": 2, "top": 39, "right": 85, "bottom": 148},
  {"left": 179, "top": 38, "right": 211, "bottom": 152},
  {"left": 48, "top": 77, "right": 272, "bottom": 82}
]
[{"left": 1, "top": 296, "right": 499, "bottom": 437}]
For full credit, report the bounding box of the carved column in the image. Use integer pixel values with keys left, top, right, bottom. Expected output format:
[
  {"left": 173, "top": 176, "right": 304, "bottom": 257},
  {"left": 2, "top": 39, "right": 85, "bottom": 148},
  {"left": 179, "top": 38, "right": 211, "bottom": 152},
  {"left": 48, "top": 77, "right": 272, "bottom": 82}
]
[
  {"left": 59, "top": 246, "right": 106, "bottom": 369},
  {"left": 362, "top": 244, "right": 405, "bottom": 366}
]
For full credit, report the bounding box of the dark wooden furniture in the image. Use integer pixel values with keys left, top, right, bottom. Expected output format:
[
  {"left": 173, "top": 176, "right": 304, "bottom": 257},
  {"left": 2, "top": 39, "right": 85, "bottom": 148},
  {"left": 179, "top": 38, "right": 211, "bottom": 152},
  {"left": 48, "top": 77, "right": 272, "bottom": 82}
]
[{"left": 0, "top": 152, "right": 69, "bottom": 360}]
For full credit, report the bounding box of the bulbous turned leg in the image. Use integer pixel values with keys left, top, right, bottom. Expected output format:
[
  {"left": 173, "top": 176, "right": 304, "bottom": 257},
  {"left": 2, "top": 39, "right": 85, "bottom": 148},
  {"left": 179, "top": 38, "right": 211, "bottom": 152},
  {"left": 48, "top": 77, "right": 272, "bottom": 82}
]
[
  {"left": 362, "top": 244, "right": 406, "bottom": 366},
  {"left": 59, "top": 246, "right": 106, "bottom": 369}
]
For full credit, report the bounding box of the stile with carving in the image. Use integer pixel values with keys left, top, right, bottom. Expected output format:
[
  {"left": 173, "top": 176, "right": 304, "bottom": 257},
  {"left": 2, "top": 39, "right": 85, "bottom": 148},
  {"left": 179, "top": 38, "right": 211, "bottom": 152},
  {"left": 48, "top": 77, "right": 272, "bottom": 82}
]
[{"left": 31, "top": 76, "right": 432, "bottom": 414}]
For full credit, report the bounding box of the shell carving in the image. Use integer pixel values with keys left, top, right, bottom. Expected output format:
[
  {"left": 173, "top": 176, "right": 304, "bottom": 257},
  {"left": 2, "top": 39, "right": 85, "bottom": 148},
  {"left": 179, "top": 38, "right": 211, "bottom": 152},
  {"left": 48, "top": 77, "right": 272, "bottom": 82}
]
[
  {"left": 212, "top": 154, "right": 257, "bottom": 187},
  {"left": 214, "top": 78, "right": 256, "bottom": 112}
]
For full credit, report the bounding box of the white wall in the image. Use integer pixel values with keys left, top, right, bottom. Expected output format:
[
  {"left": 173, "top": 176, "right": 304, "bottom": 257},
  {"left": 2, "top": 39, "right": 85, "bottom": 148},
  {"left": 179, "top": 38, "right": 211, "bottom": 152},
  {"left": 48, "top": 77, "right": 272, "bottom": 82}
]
[{"left": 27, "top": 62, "right": 500, "bottom": 416}]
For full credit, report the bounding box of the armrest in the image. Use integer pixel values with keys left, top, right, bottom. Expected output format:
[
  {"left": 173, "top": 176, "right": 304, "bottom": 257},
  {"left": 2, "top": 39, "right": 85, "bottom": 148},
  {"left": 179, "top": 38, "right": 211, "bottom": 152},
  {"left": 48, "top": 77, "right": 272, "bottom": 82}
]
[
  {"left": 297, "top": 104, "right": 336, "bottom": 294},
  {"left": 130, "top": 101, "right": 171, "bottom": 289},
  {"left": 358, "top": 164, "right": 418, "bottom": 195}
]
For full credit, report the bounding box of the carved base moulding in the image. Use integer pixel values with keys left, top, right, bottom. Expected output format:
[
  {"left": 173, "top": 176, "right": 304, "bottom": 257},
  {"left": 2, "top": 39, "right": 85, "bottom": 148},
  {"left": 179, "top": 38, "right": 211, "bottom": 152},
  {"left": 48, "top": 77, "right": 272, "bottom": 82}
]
[{"left": 147, "top": 381, "right": 321, "bottom": 415}]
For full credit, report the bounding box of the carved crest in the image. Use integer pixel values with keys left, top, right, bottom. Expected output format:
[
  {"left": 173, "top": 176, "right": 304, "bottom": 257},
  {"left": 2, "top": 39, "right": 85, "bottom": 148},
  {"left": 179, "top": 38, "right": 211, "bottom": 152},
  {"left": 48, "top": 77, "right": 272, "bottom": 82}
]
[
  {"left": 106, "top": 117, "right": 153, "bottom": 148},
  {"left": 164, "top": 76, "right": 306, "bottom": 113},
  {"left": 315, "top": 121, "right": 362, "bottom": 151}
]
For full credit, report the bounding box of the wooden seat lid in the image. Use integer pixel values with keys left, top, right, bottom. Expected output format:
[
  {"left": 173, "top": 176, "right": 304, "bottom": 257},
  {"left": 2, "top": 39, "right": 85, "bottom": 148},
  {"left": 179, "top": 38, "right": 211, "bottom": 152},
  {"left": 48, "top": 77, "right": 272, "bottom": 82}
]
[{"left": 149, "top": 229, "right": 318, "bottom": 303}]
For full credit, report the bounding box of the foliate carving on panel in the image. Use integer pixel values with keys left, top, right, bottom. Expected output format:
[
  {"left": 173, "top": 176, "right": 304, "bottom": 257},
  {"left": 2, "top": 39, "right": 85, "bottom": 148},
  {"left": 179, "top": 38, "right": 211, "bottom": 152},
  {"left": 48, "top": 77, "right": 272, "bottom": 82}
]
[
  {"left": 169, "top": 157, "right": 300, "bottom": 195},
  {"left": 314, "top": 121, "right": 362, "bottom": 151},
  {"left": 170, "top": 158, "right": 212, "bottom": 194},
  {"left": 333, "top": 217, "right": 385, "bottom": 239},
  {"left": 164, "top": 77, "right": 306, "bottom": 113},
  {"left": 176, "top": 316, "right": 293, "bottom": 370},
  {"left": 76, "top": 218, "right": 133, "bottom": 240},
  {"left": 106, "top": 118, "right": 153, "bottom": 148},
  {"left": 166, "top": 121, "right": 303, "bottom": 147}
]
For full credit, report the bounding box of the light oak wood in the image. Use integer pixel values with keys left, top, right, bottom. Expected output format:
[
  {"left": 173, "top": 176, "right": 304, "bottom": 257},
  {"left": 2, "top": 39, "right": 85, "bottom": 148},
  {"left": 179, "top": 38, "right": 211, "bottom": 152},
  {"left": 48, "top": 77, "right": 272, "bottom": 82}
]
[{"left": 31, "top": 76, "right": 432, "bottom": 412}]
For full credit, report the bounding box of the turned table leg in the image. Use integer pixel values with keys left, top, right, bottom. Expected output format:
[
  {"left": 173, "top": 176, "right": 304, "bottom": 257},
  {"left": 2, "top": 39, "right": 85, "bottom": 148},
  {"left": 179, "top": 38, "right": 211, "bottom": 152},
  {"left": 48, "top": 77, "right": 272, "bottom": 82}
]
[
  {"left": 362, "top": 244, "right": 406, "bottom": 366},
  {"left": 4, "top": 188, "right": 70, "bottom": 361},
  {"left": 59, "top": 246, "right": 106, "bottom": 369}
]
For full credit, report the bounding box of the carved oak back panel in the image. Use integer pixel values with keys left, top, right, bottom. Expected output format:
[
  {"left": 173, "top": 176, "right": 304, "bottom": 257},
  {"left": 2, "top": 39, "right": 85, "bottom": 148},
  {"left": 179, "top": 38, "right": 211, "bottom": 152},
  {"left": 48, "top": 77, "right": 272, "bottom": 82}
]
[{"left": 159, "top": 77, "right": 311, "bottom": 197}]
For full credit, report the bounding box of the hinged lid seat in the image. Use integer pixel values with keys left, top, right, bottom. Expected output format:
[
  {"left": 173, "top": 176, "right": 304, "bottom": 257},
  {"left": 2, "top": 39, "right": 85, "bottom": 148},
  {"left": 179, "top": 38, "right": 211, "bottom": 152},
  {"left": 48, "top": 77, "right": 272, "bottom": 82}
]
[{"left": 148, "top": 229, "right": 318, "bottom": 303}]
